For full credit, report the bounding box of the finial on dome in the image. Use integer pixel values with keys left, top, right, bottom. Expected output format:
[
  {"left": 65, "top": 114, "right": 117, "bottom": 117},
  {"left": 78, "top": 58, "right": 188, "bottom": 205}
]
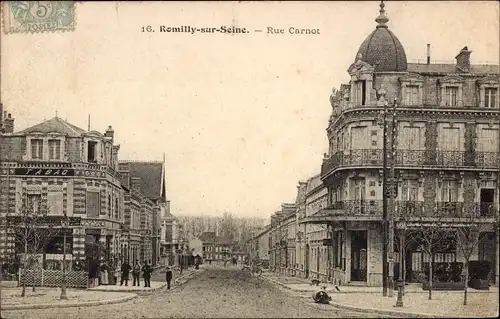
[{"left": 375, "top": 0, "right": 389, "bottom": 28}]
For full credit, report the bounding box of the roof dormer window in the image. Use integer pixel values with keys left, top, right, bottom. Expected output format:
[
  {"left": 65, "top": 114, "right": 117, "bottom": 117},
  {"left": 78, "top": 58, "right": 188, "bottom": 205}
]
[
  {"left": 439, "top": 75, "right": 464, "bottom": 107},
  {"left": 485, "top": 88, "right": 497, "bottom": 108},
  {"left": 31, "top": 139, "right": 43, "bottom": 160},
  {"left": 48, "top": 139, "right": 61, "bottom": 160},
  {"left": 478, "top": 76, "right": 499, "bottom": 109},
  {"left": 87, "top": 141, "right": 98, "bottom": 163},
  {"left": 399, "top": 74, "right": 424, "bottom": 107}
]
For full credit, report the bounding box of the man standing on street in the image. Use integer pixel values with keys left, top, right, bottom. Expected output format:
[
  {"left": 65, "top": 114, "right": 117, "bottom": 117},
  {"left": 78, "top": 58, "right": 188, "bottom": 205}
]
[
  {"left": 165, "top": 266, "right": 173, "bottom": 289},
  {"left": 132, "top": 260, "right": 141, "bottom": 286},
  {"left": 142, "top": 261, "right": 152, "bottom": 288},
  {"left": 120, "top": 261, "right": 132, "bottom": 286}
]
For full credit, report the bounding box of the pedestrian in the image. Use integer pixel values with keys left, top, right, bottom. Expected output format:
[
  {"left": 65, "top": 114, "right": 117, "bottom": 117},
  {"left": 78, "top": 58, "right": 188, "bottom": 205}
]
[
  {"left": 100, "top": 262, "right": 109, "bottom": 285},
  {"left": 121, "top": 261, "right": 132, "bottom": 286},
  {"left": 142, "top": 261, "right": 152, "bottom": 288},
  {"left": 165, "top": 265, "right": 173, "bottom": 289},
  {"left": 132, "top": 260, "right": 141, "bottom": 286}
]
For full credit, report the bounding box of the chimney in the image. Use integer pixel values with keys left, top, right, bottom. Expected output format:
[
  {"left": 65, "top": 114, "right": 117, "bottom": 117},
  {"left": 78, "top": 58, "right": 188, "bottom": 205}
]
[
  {"left": 4, "top": 113, "right": 14, "bottom": 134},
  {"left": 104, "top": 125, "right": 115, "bottom": 139},
  {"left": 426, "top": 44, "right": 431, "bottom": 64},
  {"left": 131, "top": 176, "right": 141, "bottom": 193},
  {"left": 455, "top": 46, "right": 472, "bottom": 72}
]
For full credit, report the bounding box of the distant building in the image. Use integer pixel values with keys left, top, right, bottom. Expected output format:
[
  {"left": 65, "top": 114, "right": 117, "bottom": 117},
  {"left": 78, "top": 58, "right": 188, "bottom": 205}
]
[
  {"left": 119, "top": 160, "right": 167, "bottom": 267},
  {"left": 247, "top": 225, "right": 271, "bottom": 262}
]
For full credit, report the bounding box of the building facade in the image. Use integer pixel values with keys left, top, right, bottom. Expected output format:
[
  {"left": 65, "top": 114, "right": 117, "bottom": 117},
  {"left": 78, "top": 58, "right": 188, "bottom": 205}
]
[
  {"left": 0, "top": 116, "right": 125, "bottom": 269},
  {"left": 118, "top": 160, "right": 167, "bottom": 267},
  {"left": 270, "top": 2, "right": 499, "bottom": 287}
]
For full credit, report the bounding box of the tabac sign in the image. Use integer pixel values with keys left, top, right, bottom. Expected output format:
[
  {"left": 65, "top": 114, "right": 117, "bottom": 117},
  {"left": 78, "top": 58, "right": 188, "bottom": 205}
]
[{"left": 14, "top": 168, "right": 75, "bottom": 177}]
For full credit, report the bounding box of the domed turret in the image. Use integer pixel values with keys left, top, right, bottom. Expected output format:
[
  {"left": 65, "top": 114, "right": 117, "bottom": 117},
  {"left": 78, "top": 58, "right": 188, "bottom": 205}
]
[{"left": 355, "top": 1, "right": 407, "bottom": 72}]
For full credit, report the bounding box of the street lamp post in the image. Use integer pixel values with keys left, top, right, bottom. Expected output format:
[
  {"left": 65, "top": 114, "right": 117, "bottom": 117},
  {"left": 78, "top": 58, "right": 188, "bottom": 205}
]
[{"left": 60, "top": 215, "right": 69, "bottom": 300}]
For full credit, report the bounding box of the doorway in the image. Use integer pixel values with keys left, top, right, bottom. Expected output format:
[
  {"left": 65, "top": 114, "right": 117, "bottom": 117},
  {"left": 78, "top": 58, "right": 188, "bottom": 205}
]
[
  {"left": 480, "top": 189, "right": 495, "bottom": 216},
  {"left": 350, "top": 230, "right": 367, "bottom": 282},
  {"left": 305, "top": 244, "right": 310, "bottom": 278}
]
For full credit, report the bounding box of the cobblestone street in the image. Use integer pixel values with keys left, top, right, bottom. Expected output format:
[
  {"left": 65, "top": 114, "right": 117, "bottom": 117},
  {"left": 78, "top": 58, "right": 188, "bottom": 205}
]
[{"left": 1, "top": 267, "right": 386, "bottom": 318}]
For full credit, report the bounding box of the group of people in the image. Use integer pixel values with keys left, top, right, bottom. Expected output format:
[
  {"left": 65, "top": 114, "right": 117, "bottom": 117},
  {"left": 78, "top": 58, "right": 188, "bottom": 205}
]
[
  {"left": 119, "top": 260, "right": 153, "bottom": 287},
  {"left": 119, "top": 260, "right": 174, "bottom": 289}
]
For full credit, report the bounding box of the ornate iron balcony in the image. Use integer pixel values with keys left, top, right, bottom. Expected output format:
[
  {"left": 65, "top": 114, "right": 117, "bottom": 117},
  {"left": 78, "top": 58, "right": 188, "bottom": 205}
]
[
  {"left": 396, "top": 201, "right": 497, "bottom": 218},
  {"left": 324, "top": 200, "right": 383, "bottom": 216},
  {"left": 321, "top": 149, "right": 499, "bottom": 177}
]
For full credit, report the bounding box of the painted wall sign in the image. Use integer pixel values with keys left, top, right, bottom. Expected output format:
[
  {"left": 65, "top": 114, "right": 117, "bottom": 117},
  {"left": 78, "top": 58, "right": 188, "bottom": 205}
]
[
  {"left": 75, "top": 170, "right": 106, "bottom": 178},
  {"left": 14, "top": 168, "right": 75, "bottom": 176}
]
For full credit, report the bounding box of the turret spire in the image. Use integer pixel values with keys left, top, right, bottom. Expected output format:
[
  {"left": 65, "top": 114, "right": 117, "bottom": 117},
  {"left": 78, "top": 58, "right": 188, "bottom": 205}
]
[{"left": 375, "top": 0, "right": 389, "bottom": 28}]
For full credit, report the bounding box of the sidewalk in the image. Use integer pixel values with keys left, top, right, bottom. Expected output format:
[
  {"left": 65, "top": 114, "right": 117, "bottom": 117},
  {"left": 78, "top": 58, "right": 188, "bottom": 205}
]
[
  {"left": 262, "top": 271, "right": 499, "bottom": 317},
  {"left": 1, "top": 287, "right": 136, "bottom": 311},
  {"left": 90, "top": 267, "right": 204, "bottom": 293}
]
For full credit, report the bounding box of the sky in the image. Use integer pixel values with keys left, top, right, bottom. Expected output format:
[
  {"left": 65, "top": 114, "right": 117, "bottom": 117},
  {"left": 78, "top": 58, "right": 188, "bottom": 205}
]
[{"left": 1, "top": 1, "right": 499, "bottom": 219}]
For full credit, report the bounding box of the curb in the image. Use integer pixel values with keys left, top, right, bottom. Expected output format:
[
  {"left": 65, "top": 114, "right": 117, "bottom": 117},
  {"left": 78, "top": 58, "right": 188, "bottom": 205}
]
[
  {"left": 262, "top": 276, "right": 337, "bottom": 294},
  {"left": 262, "top": 276, "right": 482, "bottom": 318},
  {"left": 90, "top": 283, "right": 166, "bottom": 293},
  {"left": 2, "top": 293, "right": 138, "bottom": 311},
  {"left": 328, "top": 301, "right": 470, "bottom": 318}
]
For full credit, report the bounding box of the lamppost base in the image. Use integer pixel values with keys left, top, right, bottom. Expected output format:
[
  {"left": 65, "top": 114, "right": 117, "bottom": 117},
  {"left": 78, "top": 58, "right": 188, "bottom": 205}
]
[{"left": 395, "top": 279, "right": 404, "bottom": 307}]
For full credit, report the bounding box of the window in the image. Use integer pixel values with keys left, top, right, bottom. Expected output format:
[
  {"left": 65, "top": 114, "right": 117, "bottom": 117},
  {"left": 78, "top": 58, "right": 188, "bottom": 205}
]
[
  {"left": 86, "top": 191, "right": 100, "bottom": 217},
  {"left": 48, "top": 139, "right": 61, "bottom": 160},
  {"left": 405, "top": 85, "right": 420, "bottom": 105},
  {"left": 31, "top": 139, "right": 43, "bottom": 160},
  {"left": 485, "top": 88, "right": 497, "bottom": 108},
  {"left": 47, "top": 189, "right": 63, "bottom": 215},
  {"left": 115, "top": 198, "right": 119, "bottom": 219},
  {"left": 445, "top": 87, "right": 458, "bottom": 107},
  {"left": 26, "top": 194, "right": 41, "bottom": 214},
  {"left": 441, "top": 180, "right": 458, "bottom": 202},
  {"left": 87, "top": 141, "right": 98, "bottom": 163},
  {"left": 354, "top": 80, "right": 366, "bottom": 105}
]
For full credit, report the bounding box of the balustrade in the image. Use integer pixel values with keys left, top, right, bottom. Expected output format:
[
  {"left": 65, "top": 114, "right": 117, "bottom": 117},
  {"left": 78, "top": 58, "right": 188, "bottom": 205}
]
[
  {"left": 317, "top": 200, "right": 497, "bottom": 219},
  {"left": 322, "top": 149, "right": 498, "bottom": 176}
]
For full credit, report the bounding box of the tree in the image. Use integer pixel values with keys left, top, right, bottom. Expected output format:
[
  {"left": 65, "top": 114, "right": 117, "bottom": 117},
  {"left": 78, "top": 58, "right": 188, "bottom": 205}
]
[
  {"left": 454, "top": 202, "right": 495, "bottom": 305},
  {"left": 409, "top": 213, "right": 449, "bottom": 300},
  {"left": 394, "top": 222, "right": 418, "bottom": 294},
  {"left": 9, "top": 194, "right": 60, "bottom": 296}
]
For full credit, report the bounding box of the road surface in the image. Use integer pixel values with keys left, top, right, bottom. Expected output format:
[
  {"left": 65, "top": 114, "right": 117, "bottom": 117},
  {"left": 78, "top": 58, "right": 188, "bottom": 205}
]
[{"left": 2, "top": 266, "right": 387, "bottom": 318}]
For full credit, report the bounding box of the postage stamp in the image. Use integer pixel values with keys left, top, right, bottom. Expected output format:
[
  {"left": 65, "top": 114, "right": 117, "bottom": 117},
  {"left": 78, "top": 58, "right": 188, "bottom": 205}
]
[{"left": 2, "top": 1, "right": 75, "bottom": 34}]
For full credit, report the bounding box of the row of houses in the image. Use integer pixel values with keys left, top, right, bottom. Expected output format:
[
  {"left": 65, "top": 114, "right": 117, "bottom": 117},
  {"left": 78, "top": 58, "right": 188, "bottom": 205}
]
[
  {"left": 248, "top": 3, "right": 499, "bottom": 287},
  {"left": 0, "top": 105, "right": 170, "bottom": 272}
]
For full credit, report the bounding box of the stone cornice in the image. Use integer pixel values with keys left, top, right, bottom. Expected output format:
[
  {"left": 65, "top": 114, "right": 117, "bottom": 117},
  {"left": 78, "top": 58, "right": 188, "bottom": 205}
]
[{"left": 327, "top": 106, "right": 499, "bottom": 134}]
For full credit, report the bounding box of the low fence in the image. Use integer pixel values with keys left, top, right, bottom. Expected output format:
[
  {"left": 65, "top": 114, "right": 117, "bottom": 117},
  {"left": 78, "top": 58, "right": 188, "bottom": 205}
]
[{"left": 18, "top": 269, "right": 88, "bottom": 288}]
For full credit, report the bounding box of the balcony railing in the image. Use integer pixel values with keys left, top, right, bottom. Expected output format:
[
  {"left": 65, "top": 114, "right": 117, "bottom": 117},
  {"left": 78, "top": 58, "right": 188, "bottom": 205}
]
[
  {"left": 397, "top": 201, "right": 497, "bottom": 218},
  {"left": 315, "top": 200, "right": 497, "bottom": 220},
  {"left": 321, "top": 149, "right": 499, "bottom": 176},
  {"left": 324, "top": 200, "right": 383, "bottom": 216}
]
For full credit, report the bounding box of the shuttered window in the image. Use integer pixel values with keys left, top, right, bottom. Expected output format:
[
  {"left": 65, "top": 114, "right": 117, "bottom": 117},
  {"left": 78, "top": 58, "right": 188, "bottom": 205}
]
[
  {"left": 350, "top": 127, "right": 367, "bottom": 149},
  {"left": 438, "top": 127, "right": 460, "bottom": 151},
  {"left": 48, "top": 189, "right": 63, "bottom": 215},
  {"left": 399, "top": 127, "right": 422, "bottom": 150},
  {"left": 478, "top": 128, "right": 498, "bottom": 153},
  {"left": 86, "top": 191, "right": 100, "bottom": 217},
  {"left": 405, "top": 85, "right": 420, "bottom": 105}
]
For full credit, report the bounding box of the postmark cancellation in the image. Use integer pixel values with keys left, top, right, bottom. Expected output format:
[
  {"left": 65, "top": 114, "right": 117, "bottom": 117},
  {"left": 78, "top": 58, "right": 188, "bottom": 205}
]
[{"left": 2, "top": 1, "right": 75, "bottom": 34}]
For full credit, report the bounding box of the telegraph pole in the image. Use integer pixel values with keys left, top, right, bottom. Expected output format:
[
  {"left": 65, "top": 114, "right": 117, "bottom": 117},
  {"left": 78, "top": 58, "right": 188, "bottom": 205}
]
[
  {"left": 381, "top": 98, "right": 388, "bottom": 296},
  {"left": 387, "top": 97, "right": 398, "bottom": 297}
]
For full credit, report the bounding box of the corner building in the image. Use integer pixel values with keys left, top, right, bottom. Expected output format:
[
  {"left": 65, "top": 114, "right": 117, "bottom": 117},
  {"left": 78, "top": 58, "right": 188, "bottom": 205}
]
[
  {"left": 302, "top": 3, "right": 499, "bottom": 286},
  {"left": 0, "top": 116, "right": 124, "bottom": 267}
]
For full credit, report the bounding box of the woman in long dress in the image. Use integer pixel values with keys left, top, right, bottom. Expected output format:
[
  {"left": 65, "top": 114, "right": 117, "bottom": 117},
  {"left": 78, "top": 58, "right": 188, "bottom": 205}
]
[{"left": 100, "top": 263, "right": 109, "bottom": 285}]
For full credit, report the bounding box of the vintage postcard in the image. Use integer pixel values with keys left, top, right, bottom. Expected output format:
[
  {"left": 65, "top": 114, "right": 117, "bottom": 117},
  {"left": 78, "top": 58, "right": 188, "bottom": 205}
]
[{"left": 0, "top": 1, "right": 499, "bottom": 318}]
